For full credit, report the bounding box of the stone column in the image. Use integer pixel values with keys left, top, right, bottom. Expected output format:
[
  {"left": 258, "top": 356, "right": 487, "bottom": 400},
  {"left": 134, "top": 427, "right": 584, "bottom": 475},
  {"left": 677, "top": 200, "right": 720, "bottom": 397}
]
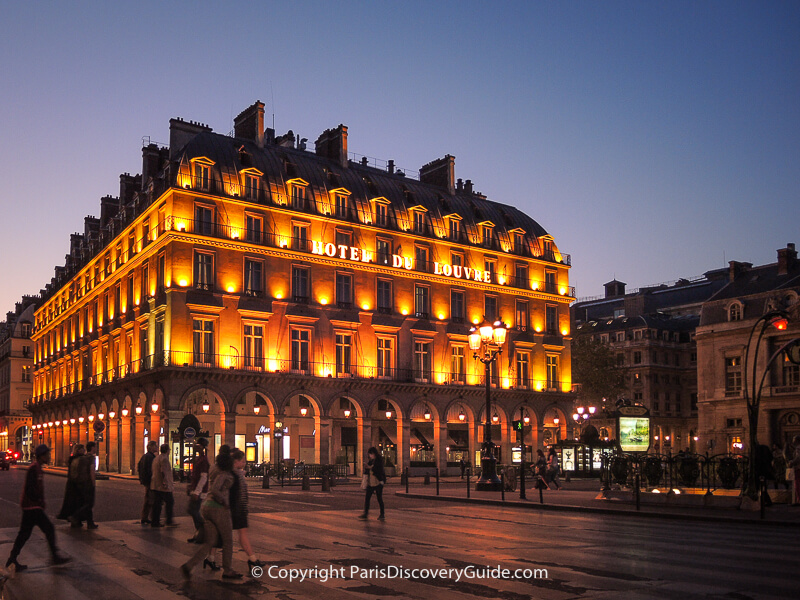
[
  {"left": 357, "top": 417, "right": 371, "bottom": 476},
  {"left": 435, "top": 421, "right": 448, "bottom": 476},
  {"left": 221, "top": 412, "right": 236, "bottom": 448},
  {"left": 319, "top": 416, "right": 332, "bottom": 464},
  {"left": 121, "top": 415, "right": 133, "bottom": 474},
  {"left": 54, "top": 424, "right": 63, "bottom": 466},
  {"left": 150, "top": 412, "right": 161, "bottom": 449},
  {"left": 135, "top": 413, "right": 146, "bottom": 458},
  {"left": 108, "top": 417, "right": 118, "bottom": 472},
  {"left": 398, "top": 419, "right": 410, "bottom": 474}
]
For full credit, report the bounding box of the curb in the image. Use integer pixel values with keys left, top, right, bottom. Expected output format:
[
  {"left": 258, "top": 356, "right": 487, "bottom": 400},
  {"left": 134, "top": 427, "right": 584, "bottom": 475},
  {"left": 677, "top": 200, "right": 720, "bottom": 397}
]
[{"left": 395, "top": 491, "right": 800, "bottom": 528}]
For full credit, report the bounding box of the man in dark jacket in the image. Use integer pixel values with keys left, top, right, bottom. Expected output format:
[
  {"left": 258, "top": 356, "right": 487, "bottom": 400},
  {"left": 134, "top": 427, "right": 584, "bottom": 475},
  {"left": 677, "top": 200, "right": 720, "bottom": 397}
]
[
  {"left": 70, "top": 441, "right": 98, "bottom": 529},
  {"left": 5, "top": 444, "right": 71, "bottom": 574},
  {"left": 186, "top": 437, "right": 209, "bottom": 543},
  {"left": 137, "top": 441, "right": 158, "bottom": 524}
]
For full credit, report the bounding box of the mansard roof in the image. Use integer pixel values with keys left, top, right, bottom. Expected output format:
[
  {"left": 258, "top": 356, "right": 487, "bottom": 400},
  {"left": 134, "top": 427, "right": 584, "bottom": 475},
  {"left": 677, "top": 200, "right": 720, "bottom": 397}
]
[{"left": 178, "top": 131, "right": 550, "bottom": 245}]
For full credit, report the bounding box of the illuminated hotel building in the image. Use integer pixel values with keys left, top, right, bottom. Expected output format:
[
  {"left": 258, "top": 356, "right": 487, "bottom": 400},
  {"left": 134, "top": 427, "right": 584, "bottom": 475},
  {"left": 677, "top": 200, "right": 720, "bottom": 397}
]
[{"left": 29, "top": 101, "right": 576, "bottom": 475}]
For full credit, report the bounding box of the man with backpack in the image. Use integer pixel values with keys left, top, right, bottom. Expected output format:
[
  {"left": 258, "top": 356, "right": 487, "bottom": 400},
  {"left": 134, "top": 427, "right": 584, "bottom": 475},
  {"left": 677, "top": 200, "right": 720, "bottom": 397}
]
[{"left": 137, "top": 441, "right": 158, "bottom": 525}]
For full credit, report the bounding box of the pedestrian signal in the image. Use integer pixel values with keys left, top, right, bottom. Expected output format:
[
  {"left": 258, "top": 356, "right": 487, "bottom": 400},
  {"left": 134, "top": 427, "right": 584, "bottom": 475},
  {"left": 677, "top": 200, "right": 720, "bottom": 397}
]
[{"left": 512, "top": 420, "right": 523, "bottom": 431}]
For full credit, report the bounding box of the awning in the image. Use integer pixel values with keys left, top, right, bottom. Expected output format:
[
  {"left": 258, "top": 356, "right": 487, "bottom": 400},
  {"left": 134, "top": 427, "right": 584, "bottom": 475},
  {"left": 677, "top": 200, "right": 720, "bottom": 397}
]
[
  {"left": 411, "top": 428, "right": 432, "bottom": 448},
  {"left": 378, "top": 426, "right": 397, "bottom": 445}
]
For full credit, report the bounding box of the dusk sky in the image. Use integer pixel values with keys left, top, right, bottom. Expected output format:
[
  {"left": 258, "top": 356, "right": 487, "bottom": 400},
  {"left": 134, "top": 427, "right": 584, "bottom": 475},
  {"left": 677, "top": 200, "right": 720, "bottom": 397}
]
[{"left": 1, "top": 1, "right": 798, "bottom": 316}]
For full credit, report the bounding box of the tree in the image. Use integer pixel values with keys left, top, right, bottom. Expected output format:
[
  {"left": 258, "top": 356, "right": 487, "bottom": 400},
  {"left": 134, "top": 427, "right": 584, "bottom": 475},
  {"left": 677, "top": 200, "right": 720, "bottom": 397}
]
[{"left": 570, "top": 335, "right": 625, "bottom": 403}]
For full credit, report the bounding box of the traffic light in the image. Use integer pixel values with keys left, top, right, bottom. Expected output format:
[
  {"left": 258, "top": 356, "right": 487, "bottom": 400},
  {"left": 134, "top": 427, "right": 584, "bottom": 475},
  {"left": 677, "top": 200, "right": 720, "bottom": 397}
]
[{"left": 512, "top": 420, "right": 523, "bottom": 431}]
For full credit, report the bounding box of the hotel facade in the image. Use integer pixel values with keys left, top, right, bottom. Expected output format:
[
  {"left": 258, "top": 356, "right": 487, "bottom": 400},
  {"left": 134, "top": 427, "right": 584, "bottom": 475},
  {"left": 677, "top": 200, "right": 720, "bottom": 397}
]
[{"left": 29, "top": 101, "right": 576, "bottom": 476}]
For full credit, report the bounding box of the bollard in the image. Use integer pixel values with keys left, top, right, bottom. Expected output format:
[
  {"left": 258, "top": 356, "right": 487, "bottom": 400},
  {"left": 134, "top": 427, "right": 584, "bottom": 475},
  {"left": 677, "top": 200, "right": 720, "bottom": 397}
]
[
  {"left": 424, "top": 473, "right": 431, "bottom": 485},
  {"left": 634, "top": 467, "right": 641, "bottom": 511},
  {"left": 405, "top": 467, "right": 409, "bottom": 494},
  {"left": 538, "top": 478, "right": 544, "bottom": 504},
  {"left": 467, "top": 467, "right": 471, "bottom": 499},
  {"left": 436, "top": 468, "right": 440, "bottom": 496},
  {"left": 760, "top": 476, "right": 766, "bottom": 520},
  {"left": 501, "top": 472, "right": 505, "bottom": 501},
  {"left": 302, "top": 474, "right": 310, "bottom": 491},
  {"left": 262, "top": 465, "right": 270, "bottom": 489},
  {"left": 519, "top": 463, "right": 526, "bottom": 501}
]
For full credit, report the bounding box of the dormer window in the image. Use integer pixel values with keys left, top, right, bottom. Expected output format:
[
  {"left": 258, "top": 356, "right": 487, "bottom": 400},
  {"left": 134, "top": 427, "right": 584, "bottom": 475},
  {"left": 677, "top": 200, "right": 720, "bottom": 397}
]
[
  {"left": 335, "top": 194, "right": 348, "bottom": 218},
  {"left": 414, "top": 211, "right": 426, "bottom": 234},
  {"left": 728, "top": 303, "right": 742, "bottom": 322},
  {"left": 375, "top": 203, "right": 388, "bottom": 226},
  {"left": 514, "top": 232, "right": 525, "bottom": 254},
  {"left": 286, "top": 178, "right": 309, "bottom": 209},
  {"left": 480, "top": 223, "right": 494, "bottom": 247},
  {"left": 240, "top": 169, "right": 262, "bottom": 201},
  {"left": 195, "top": 163, "right": 209, "bottom": 190},
  {"left": 446, "top": 214, "right": 462, "bottom": 241}
]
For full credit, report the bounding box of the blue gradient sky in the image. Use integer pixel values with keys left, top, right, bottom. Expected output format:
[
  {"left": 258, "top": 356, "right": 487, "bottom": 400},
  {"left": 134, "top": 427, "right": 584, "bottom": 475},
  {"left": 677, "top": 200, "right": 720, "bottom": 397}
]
[{"left": 1, "top": 1, "right": 798, "bottom": 314}]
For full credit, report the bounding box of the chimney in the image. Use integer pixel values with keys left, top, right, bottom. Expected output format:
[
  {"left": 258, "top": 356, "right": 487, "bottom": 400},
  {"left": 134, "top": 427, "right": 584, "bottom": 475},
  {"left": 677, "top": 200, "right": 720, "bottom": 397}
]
[
  {"left": 456, "top": 178, "right": 463, "bottom": 192},
  {"left": 142, "top": 143, "right": 161, "bottom": 186},
  {"left": 119, "top": 173, "right": 140, "bottom": 205},
  {"left": 777, "top": 243, "right": 797, "bottom": 275},
  {"left": 169, "top": 117, "right": 212, "bottom": 160},
  {"left": 728, "top": 260, "right": 752, "bottom": 282},
  {"left": 233, "top": 101, "right": 266, "bottom": 148},
  {"left": 419, "top": 155, "right": 456, "bottom": 195},
  {"left": 314, "top": 125, "right": 348, "bottom": 169},
  {"left": 387, "top": 160, "right": 394, "bottom": 175},
  {"left": 464, "top": 179, "right": 473, "bottom": 194}
]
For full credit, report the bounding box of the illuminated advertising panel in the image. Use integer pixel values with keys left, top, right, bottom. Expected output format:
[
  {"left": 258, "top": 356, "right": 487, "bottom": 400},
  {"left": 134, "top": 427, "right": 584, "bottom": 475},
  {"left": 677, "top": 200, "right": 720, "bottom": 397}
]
[{"left": 618, "top": 417, "right": 650, "bottom": 453}]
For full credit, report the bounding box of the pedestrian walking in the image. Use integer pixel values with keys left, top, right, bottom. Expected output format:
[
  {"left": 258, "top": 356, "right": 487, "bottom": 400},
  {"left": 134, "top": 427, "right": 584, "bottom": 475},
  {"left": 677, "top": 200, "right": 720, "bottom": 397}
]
[
  {"left": 534, "top": 449, "right": 551, "bottom": 489},
  {"left": 137, "top": 441, "right": 158, "bottom": 524},
  {"left": 186, "top": 438, "right": 210, "bottom": 543},
  {"left": 181, "top": 451, "right": 241, "bottom": 580},
  {"left": 5, "top": 445, "right": 71, "bottom": 575},
  {"left": 546, "top": 448, "right": 562, "bottom": 490},
  {"left": 70, "top": 441, "right": 98, "bottom": 529},
  {"left": 358, "top": 447, "right": 386, "bottom": 521},
  {"left": 230, "top": 448, "right": 265, "bottom": 571},
  {"left": 459, "top": 458, "right": 466, "bottom": 479},
  {"left": 754, "top": 444, "right": 774, "bottom": 506},
  {"left": 151, "top": 444, "right": 177, "bottom": 527},
  {"left": 57, "top": 444, "right": 85, "bottom": 521}
]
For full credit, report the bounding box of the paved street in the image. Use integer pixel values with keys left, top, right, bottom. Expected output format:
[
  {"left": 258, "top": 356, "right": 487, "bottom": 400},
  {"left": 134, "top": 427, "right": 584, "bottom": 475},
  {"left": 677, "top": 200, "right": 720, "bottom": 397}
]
[{"left": 1, "top": 470, "right": 799, "bottom": 599}]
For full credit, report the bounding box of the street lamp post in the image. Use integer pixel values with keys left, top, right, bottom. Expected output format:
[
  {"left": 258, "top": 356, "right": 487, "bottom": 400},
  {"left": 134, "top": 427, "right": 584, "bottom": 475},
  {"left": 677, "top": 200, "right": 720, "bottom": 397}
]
[
  {"left": 742, "top": 310, "right": 789, "bottom": 499},
  {"left": 469, "top": 319, "right": 508, "bottom": 492}
]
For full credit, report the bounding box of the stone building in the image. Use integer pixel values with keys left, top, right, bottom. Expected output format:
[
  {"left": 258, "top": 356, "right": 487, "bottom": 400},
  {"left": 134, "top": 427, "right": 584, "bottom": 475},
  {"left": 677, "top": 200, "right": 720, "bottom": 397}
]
[
  {"left": 0, "top": 297, "right": 37, "bottom": 460},
  {"left": 571, "top": 271, "right": 728, "bottom": 452},
  {"left": 696, "top": 244, "right": 800, "bottom": 454},
  {"left": 28, "top": 101, "right": 576, "bottom": 475}
]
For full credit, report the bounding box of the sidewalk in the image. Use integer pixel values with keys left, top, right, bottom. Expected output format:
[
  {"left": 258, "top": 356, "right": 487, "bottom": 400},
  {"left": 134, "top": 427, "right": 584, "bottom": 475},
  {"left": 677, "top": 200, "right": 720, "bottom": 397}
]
[{"left": 395, "top": 477, "right": 800, "bottom": 526}]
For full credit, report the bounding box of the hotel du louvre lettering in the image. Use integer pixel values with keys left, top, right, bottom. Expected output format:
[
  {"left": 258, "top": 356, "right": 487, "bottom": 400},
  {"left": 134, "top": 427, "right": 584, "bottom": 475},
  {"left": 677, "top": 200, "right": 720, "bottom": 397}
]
[{"left": 310, "top": 240, "right": 494, "bottom": 283}]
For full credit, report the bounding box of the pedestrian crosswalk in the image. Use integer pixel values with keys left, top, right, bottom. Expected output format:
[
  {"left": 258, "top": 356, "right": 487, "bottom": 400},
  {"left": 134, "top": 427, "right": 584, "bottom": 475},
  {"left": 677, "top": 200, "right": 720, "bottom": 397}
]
[{"left": 1, "top": 505, "right": 798, "bottom": 599}]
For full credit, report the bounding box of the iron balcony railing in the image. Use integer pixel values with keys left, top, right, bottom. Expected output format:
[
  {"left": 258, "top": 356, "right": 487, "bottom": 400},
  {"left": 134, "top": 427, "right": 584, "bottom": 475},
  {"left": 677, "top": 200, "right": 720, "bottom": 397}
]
[{"left": 32, "top": 351, "right": 575, "bottom": 404}]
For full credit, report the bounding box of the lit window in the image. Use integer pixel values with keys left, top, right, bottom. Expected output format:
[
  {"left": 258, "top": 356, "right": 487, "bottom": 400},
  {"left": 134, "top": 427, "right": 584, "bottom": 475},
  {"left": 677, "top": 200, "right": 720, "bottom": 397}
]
[
  {"left": 414, "top": 341, "right": 432, "bottom": 382},
  {"left": 246, "top": 215, "right": 263, "bottom": 244},
  {"left": 244, "top": 259, "right": 263, "bottom": 296},
  {"left": 336, "top": 333, "right": 352, "bottom": 375},
  {"left": 292, "top": 224, "right": 309, "bottom": 252},
  {"left": 194, "top": 163, "right": 210, "bottom": 190},
  {"left": 451, "top": 346, "right": 465, "bottom": 384},
  {"left": 194, "top": 252, "right": 214, "bottom": 291},
  {"left": 414, "top": 285, "right": 430, "bottom": 318},
  {"left": 546, "top": 354, "right": 559, "bottom": 390},
  {"left": 291, "top": 329, "right": 310, "bottom": 372},
  {"left": 516, "top": 352, "right": 530, "bottom": 388},
  {"left": 377, "top": 337, "right": 394, "bottom": 377},
  {"left": 193, "top": 319, "right": 214, "bottom": 365},
  {"left": 195, "top": 205, "right": 214, "bottom": 236},
  {"left": 243, "top": 324, "right": 263, "bottom": 369}
]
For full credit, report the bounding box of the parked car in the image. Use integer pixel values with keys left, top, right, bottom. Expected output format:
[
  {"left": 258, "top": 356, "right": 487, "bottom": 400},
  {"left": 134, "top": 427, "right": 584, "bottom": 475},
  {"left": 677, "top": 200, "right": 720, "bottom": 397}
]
[{"left": 0, "top": 451, "right": 10, "bottom": 470}]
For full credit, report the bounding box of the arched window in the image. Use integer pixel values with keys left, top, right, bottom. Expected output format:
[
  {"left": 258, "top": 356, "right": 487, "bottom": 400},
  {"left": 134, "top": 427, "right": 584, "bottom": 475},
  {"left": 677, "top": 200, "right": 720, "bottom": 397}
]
[{"left": 728, "top": 303, "right": 742, "bottom": 322}]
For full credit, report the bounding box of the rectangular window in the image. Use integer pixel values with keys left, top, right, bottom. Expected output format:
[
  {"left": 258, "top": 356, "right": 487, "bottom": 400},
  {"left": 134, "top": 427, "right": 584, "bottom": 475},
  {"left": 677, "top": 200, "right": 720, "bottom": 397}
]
[
  {"left": 243, "top": 324, "right": 263, "bottom": 369},
  {"left": 140, "top": 264, "right": 149, "bottom": 300},
  {"left": 375, "top": 203, "right": 388, "bottom": 227},
  {"left": 376, "top": 239, "right": 391, "bottom": 265},
  {"left": 451, "top": 345, "right": 465, "bottom": 384},
  {"left": 292, "top": 223, "right": 309, "bottom": 252},
  {"left": 449, "top": 219, "right": 460, "bottom": 240},
  {"left": 484, "top": 295, "right": 497, "bottom": 321},
  {"left": 336, "top": 273, "right": 353, "bottom": 307},
  {"left": 482, "top": 225, "right": 492, "bottom": 246},
  {"left": 414, "top": 341, "right": 432, "bottom": 382},
  {"left": 128, "top": 234, "right": 136, "bottom": 259},
  {"left": 292, "top": 267, "right": 309, "bottom": 303},
  {"left": 157, "top": 253, "right": 166, "bottom": 293},
  {"left": 192, "top": 319, "right": 214, "bottom": 365},
  {"left": 335, "top": 194, "right": 349, "bottom": 218},
  {"left": 245, "top": 215, "right": 263, "bottom": 244},
  {"left": 244, "top": 259, "right": 263, "bottom": 296},
  {"left": 514, "top": 233, "right": 525, "bottom": 254},
  {"left": 546, "top": 304, "right": 558, "bottom": 334},
  {"left": 127, "top": 275, "right": 134, "bottom": 312},
  {"left": 335, "top": 333, "right": 352, "bottom": 376},
  {"left": 195, "top": 205, "right": 213, "bottom": 236},
  {"left": 414, "top": 285, "right": 430, "bottom": 318},
  {"left": 290, "top": 329, "right": 310, "bottom": 372},
  {"left": 545, "top": 270, "right": 557, "bottom": 294},
  {"left": 291, "top": 185, "right": 306, "bottom": 210},
  {"left": 484, "top": 259, "right": 496, "bottom": 282},
  {"left": 377, "top": 279, "right": 392, "bottom": 313},
  {"left": 515, "top": 300, "right": 528, "bottom": 331},
  {"left": 245, "top": 174, "right": 259, "bottom": 200},
  {"left": 725, "top": 357, "right": 742, "bottom": 395},
  {"left": 335, "top": 230, "right": 352, "bottom": 247},
  {"left": 194, "top": 163, "right": 210, "bottom": 190},
  {"left": 413, "top": 211, "right": 426, "bottom": 234},
  {"left": 377, "top": 337, "right": 394, "bottom": 378},
  {"left": 415, "top": 246, "right": 429, "bottom": 272},
  {"left": 451, "top": 290, "right": 465, "bottom": 322},
  {"left": 142, "top": 221, "right": 150, "bottom": 247},
  {"left": 516, "top": 352, "right": 530, "bottom": 388},
  {"left": 194, "top": 252, "right": 214, "bottom": 291},
  {"left": 784, "top": 354, "right": 800, "bottom": 386},
  {"left": 634, "top": 351, "right": 642, "bottom": 364},
  {"left": 451, "top": 252, "right": 463, "bottom": 267},
  {"left": 546, "top": 355, "right": 559, "bottom": 390},
  {"left": 514, "top": 264, "right": 528, "bottom": 288}
]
